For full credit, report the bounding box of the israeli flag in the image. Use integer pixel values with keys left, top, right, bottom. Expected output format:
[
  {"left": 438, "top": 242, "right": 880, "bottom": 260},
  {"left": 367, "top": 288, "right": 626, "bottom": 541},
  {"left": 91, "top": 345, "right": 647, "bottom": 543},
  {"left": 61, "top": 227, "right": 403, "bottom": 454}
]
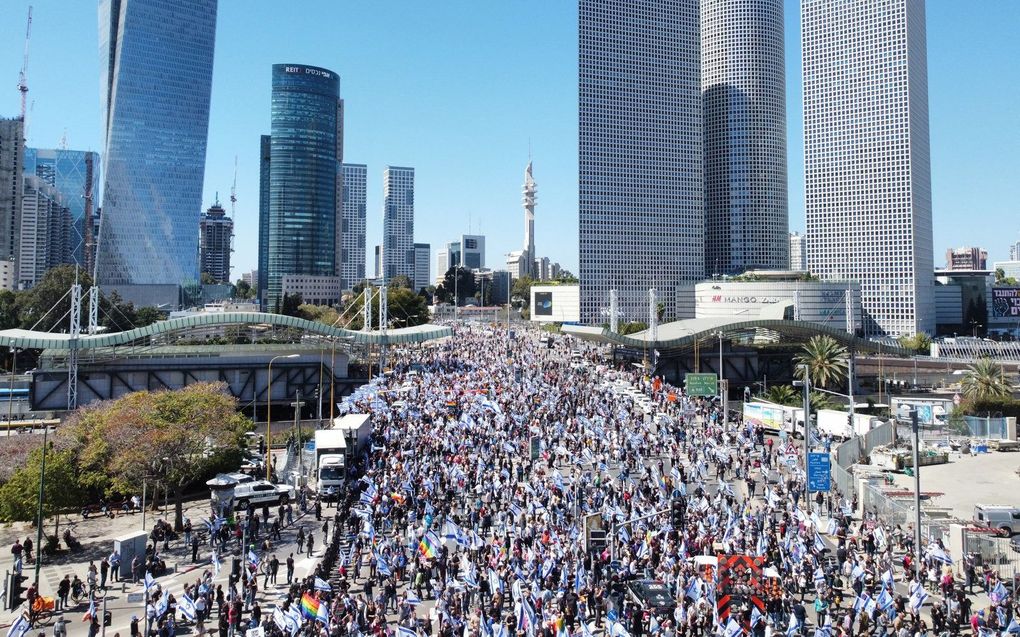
[
  {"left": 314, "top": 576, "right": 331, "bottom": 592},
  {"left": 991, "top": 582, "right": 1009, "bottom": 603},
  {"left": 786, "top": 615, "right": 800, "bottom": 637},
  {"left": 725, "top": 618, "right": 742, "bottom": 637},
  {"left": 813, "top": 567, "right": 826, "bottom": 584},
  {"left": 144, "top": 572, "right": 156, "bottom": 591},
  {"left": 397, "top": 626, "right": 417, "bottom": 637},
  {"left": 177, "top": 594, "right": 197, "bottom": 622},
  {"left": 685, "top": 577, "right": 702, "bottom": 601},
  {"left": 876, "top": 589, "right": 894, "bottom": 611},
  {"left": 909, "top": 586, "right": 928, "bottom": 611},
  {"left": 6, "top": 613, "right": 30, "bottom": 637},
  {"left": 156, "top": 592, "right": 169, "bottom": 618},
  {"left": 853, "top": 593, "right": 871, "bottom": 613},
  {"left": 814, "top": 533, "right": 827, "bottom": 553},
  {"left": 1002, "top": 618, "right": 1020, "bottom": 635},
  {"left": 850, "top": 564, "right": 865, "bottom": 581},
  {"left": 404, "top": 593, "right": 421, "bottom": 606},
  {"left": 377, "top": 557, "right": 392, "bottom": 577},
  {"left": 751, "top": 606, "right": 764, "bottom": 628}
]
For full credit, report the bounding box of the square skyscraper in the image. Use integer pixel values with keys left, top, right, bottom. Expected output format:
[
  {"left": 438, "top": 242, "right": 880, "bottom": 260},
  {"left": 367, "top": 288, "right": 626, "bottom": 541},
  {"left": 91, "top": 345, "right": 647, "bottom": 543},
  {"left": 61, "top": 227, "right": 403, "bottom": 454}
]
[{"left": 578, "top": 0, "right": 704, "bottom": 325}]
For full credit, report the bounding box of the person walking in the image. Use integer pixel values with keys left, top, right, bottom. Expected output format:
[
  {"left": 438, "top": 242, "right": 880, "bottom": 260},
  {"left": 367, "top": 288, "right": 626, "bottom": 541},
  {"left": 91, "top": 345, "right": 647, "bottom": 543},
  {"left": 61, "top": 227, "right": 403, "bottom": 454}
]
[{"left": 285, "top": 554, "right": 294, "bottom": 584}]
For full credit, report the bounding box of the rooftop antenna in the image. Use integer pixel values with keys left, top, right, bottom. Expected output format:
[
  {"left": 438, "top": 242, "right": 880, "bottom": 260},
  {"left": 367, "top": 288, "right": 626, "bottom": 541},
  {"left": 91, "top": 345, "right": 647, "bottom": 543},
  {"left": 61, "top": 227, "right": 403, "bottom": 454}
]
[
  {"left": 59, "top": 129, "right": 68, "bottom": 150},
  {"left": 230, "top": 155, "right": 238, "bottom": 217},
  {"left": 17, "top": 6, "right": 32, "bottom": 121}
]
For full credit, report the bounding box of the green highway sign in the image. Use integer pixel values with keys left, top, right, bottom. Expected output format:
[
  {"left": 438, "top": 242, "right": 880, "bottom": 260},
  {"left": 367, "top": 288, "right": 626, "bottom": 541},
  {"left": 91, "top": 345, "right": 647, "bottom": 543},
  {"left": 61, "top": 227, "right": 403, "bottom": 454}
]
[{"left": 685, "top": 373, "right": 718, "bottom": 396}]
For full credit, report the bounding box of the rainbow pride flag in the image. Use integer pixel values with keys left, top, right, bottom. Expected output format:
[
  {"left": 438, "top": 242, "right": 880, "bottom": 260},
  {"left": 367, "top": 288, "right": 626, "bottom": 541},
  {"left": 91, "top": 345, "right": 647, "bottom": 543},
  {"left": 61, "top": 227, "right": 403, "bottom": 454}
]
[
  {"left": 418, "top": 531, "right": 441, "bottom": 559},
  {"left": 300, "top": 592, "right": 320, "bottom": 620}
]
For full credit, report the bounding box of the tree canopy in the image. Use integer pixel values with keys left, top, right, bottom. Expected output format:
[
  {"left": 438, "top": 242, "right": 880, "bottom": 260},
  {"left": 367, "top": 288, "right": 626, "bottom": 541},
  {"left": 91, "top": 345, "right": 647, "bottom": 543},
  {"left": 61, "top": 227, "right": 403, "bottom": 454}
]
[
  {"left": 961, "top": 357, "right": 1014, "bottom": 401},
  {"left": 435, "top": 267, "right": 476, "bottom": 305},
  {"left": 794, "top": 335, "right": 849, "bottom": 389}
]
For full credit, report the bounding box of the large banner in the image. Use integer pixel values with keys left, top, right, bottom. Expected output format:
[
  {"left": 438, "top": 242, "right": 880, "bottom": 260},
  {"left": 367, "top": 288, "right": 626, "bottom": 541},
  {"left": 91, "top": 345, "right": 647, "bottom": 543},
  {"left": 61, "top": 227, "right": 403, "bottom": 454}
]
[{"left": 992, "top": 287, "right": 1020, "bottom": 318}]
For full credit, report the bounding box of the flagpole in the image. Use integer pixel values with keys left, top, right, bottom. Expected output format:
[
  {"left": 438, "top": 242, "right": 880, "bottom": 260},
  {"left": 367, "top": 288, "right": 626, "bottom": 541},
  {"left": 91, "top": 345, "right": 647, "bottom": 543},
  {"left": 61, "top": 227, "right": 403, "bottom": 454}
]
[{"left": 100, "top": 593, "right": 107, "bottom": 637}]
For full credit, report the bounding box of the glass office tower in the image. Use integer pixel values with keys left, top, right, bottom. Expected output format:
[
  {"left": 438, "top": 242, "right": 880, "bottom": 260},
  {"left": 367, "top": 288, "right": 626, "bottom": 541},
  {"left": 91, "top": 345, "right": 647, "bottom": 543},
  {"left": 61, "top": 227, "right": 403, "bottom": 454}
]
[
  {"left": 96, "top": 0, "right": 217, "bottom": 287},
  {"left": 24, "top": 148, "right": 100, "bottom": 268},
  {"left": 265, "top": 64, "right": 342, "bottom": 310}
]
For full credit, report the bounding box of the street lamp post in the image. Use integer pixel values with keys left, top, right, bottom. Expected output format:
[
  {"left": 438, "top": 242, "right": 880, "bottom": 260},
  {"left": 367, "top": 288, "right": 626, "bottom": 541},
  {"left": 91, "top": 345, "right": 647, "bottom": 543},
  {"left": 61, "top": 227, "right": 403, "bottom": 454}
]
[
  {"left": 33, "top": 422, "right": 48, "bottom": 587},
  {"left": 266, "top": 354, "right": 299, "bottom": 481},
  {"left": 793, "top": 364, "right": 811, "bottom": 514},
  {"left": 7, "top": 347, "right": 17, "bottom": 435}
]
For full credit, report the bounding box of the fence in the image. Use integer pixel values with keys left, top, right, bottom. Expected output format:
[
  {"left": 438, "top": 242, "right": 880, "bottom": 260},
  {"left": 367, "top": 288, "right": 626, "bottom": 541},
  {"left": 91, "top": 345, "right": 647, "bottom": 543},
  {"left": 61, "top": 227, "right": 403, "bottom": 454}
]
[
  {"left": 964, "top": 532, "right": 1020, "bottom": 583},
  {"left": 962, "top": 416, "right": 1011, "bottom": 439},
  {"left": 830, "top": 421, "right": 896, "bottom": 499}
]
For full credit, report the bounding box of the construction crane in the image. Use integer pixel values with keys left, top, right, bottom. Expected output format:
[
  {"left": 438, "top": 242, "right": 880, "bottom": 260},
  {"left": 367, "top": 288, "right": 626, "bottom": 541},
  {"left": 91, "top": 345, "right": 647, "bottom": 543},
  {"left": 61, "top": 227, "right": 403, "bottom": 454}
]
[{"left": 18, "top": 6, "right": 33, "bottom": 121}]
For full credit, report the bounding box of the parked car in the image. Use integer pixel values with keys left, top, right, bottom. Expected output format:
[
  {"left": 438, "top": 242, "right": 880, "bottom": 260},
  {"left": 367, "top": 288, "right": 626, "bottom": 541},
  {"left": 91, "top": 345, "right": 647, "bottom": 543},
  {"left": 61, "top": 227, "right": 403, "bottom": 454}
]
[
  {"left": 232, "top": 480, "right": 295, "bottom": 509},
  {"left": 974, "top": 504, "right": 1020, "bottom": 536}
]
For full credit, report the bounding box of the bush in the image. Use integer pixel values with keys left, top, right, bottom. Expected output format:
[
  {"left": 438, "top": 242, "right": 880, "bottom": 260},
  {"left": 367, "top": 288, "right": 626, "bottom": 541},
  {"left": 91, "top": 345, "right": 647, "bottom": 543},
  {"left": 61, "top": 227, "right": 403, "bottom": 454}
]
[{"left": 959, "top": 397, "right": 1020, "bottom": 419}]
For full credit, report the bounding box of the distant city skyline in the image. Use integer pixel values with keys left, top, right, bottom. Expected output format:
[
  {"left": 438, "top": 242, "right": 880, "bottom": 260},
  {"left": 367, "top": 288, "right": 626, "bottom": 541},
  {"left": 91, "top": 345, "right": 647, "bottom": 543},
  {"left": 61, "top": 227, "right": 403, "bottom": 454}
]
[{"left": 1, "top": 2, "right": 1018, "bottom": 279}]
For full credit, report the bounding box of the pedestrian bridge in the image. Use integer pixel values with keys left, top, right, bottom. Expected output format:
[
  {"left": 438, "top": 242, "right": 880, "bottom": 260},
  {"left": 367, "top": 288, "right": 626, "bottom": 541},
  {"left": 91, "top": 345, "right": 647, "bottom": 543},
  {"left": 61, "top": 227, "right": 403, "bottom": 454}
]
[{"left": 0, "top": 311, "right": 453, "bottom": 350}]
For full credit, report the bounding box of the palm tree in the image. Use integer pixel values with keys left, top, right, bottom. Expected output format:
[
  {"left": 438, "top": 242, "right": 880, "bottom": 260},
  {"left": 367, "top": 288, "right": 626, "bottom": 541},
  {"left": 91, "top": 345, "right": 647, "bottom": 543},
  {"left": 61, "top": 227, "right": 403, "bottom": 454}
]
[
  {"left": 962, "top": 357, "right": 1013, "bottom": 400},
  {"left": 809, "top": 391, "right": 841, "bottom": 411},
  {"left": 795, "top": 335, "right": 849, "bottom": 389},
  {"left": 762, "top": 385, "right": 799, "bottom": 407}
]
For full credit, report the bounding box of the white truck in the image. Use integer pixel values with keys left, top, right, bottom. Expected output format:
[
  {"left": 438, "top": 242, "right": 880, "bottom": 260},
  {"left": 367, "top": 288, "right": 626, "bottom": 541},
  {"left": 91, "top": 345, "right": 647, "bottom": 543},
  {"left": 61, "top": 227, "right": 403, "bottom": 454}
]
[
  {"left": 332, "top": 413, "right": 372, "bottom": 457},
  {"left": 742, "top": 402, "right": 786, "bottom": 434},
  {"left": 314, "top": 429, "right": 348, "bottom": 497},
  {"left": 814, "top": 409, "right": 880, "bottom": 441},
  {"left": 312, "top": 414, "right": 372, "bottom": 497}
]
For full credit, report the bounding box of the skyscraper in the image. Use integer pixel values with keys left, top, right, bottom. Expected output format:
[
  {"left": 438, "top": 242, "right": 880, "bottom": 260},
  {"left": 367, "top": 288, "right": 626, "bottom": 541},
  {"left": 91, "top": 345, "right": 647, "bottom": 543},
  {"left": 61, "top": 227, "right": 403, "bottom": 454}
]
[
  {"left": 382, "top": 167, "right": 415, "bottom": 283},
  {"left": 24, "top": 148, "right": 100, "bottom": 268},
  {"left": 258, "top": 135, "right": 271, "bottom": 308},
  {"left": 522, "top": 161, "right": 537, "bottom": 278},
  {"left": 338, "top": 163, "right": 367, "bottom": 290},
  {"left": 19, "top": 175, "right": 72, "bottom": 289},
  {"left": 579, "top": 0, "right": 704, "bottom": 324},
  {"left": 0, "top": 118, "right": 25, "bottom": 265},
  {"left": 97, "top": 0, "right": 217, "bottom": 291},
  {"left": 789, "top": 232, "right": 807, "bottom": 271},
  {"left": 262, "top": 64, "right": 343, "bottom": 311},
  {"left": 413, "top": 243, "right": 430, "bottom": 292},
  {"left": 702, "top": 0, "right": 788, "bottom": 276},
  {"left": 199, "top": 199, "right": 233, "bottom": 283},
  {"left": 803, "top": 0, "right": 934, "bottom": 337}
]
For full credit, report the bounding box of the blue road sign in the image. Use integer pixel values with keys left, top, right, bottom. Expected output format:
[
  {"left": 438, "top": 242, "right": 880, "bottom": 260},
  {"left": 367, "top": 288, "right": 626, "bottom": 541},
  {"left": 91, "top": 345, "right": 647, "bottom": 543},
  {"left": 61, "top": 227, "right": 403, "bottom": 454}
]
[{"left": 807, "top": 452, "right": 831, "bottom": 492}]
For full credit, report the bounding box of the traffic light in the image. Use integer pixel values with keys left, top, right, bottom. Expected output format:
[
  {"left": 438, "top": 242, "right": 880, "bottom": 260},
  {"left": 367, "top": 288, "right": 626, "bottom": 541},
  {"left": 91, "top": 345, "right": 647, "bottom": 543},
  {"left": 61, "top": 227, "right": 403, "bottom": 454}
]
[
  {"left": 104, "top": 611, "right": 112, "bottom": 627},
  {"left": 7, "top": 572, "right": 28, "bottom": 610},
  {"left": 670, "top": 500, "right": 685, "bottom": 528}
]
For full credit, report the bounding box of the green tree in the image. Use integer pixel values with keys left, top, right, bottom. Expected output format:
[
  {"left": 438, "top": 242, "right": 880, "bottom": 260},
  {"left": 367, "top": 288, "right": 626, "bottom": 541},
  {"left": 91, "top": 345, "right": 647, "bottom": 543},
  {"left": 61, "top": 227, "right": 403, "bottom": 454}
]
[
  {"left": 134, "top": 306, "right": 165, "bottom": 327},
  {"left": 234, "top": 279, "right": 255, "bottom": 300},
  {"left": 556, "top": 270, "right": 578, "bottom": 283},
  {"left": 898, "top": 332, "right": 932, "bottom": 354},
  {"left": 512, "top": 275, "right": 535, "bottom": 308},
  {"left": 961, "top": 357, "right": 1013, "bottom": 400},
  {"left": 279, "top": 293, "right": 304, "bottom": 317},
  {"left": 17, "top": 265, "right": 88, "bottom": 332},
  {"left": 65, "top": 382, "right": 250, "bottom": 530},
  {"left": 618, "top": 322, "right": 648, "bottom": 335},
  {"left": 794, "top": 335, "right": 849, "bottom": 389},
  {"left": 0, "top": 446, "right": 83, "bottom": 524},
  {"left": 0, "top": 289, "right": 20, "bottom": 331},
  {"left": 435, "top": 267, "right": 476, "bottom": 305},
  {"left": 809, "top": 391, "right": 841, "bottom": 411},
  {"left": 386, "top": 287, "right": 430, "bottom": 328},
  {"left": 387, "top": 275, "right": 414, "bottom": 290},
  {"left": 200, "top": 272, "right": 216, "bottom": 285},
  {"left": 762, "top": 385, "right": 799, "bottom": 406}
]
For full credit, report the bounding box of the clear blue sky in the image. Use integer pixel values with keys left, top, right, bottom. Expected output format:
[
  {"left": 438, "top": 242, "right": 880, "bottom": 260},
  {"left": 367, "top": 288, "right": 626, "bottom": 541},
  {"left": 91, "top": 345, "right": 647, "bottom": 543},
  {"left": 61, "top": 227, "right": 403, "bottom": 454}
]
[{"left": 1, "top": 1, "right": 1018, "bottom": 281}]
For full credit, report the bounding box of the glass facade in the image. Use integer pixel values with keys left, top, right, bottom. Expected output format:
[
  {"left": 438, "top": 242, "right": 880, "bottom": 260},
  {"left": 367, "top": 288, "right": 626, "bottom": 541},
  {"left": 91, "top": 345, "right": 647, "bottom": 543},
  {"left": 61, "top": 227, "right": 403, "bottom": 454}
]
[
  {"left": 265, "top": 64, "right": 341, "bottom": 310},
  {"left": 258, "top": 135, "right": 270, "bottom": 309},
  {"left": 24, "top": 148, "right": 100, "bottom": 267},
  {"left": 96, "top": 0, "right": 217, "bottom": 286},
  {"left": 382, "top": 167, "right": 415, "bottom": 283},
  {"left": 338, "top": 163, "right": 367, "bottom": 291}
]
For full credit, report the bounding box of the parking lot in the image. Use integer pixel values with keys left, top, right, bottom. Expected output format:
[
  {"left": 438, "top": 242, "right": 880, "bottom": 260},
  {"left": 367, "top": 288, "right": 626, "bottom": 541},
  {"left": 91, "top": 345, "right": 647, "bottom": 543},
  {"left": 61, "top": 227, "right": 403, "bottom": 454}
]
[{"left": 885, "top": 448, "right": 1020, "bottom": 522}]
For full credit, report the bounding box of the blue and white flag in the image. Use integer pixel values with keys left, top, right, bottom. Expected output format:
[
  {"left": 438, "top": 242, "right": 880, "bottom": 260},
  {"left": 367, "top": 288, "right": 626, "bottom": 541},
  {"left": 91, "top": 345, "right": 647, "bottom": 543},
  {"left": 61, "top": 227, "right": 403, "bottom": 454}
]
[
  {"left": 853, "top": 593, "right": 871, "bottom": 613},
  {"left": 156, "top": 592, "right": 169, "bottom": 619},
  {"left": 397, "top": 626, "right": 417, "bottom": 637},
  {"left": 1002, "top": 618, "right": 1020, "bottom": 636},
  {"left": 314, "top": 576, "right": 331, "bottom": 592},
  {"left": 850, "top": 564, "right": 865, "bottom": 581},
  {"left": 404, "top": 593, "right": 421, "bottom": 606},
  {"left": 813, "top": 533, "right": 827, "bottom": 553},
  {"left": 144, "top": 572, "right": 156, "bottom": 591},
  {"left": 991, "top": 582, "right": 1009, "bottom": 603},
  {"left": 909, "top": 586, "right": 928, "bottom": 611},
  {"left": 377, "top": 557, "right": 392, "bottom": 577},
  {"left": 6, "top": 614, "right": 30, "bottom": 637},
  {"left": 724, "top": 618, "right": 741, "bottom": 637},
  {"left": 685, "top": 577, "right": 702, "bottom": 601},
  {"left": 751, "top": 606, "right": 764, "bottom": 628},
  {"left": 177, "top": 594, "right": 197, "bottom": 622},
  {"left": 786, "top": 615, "right": 800, "bottom": 637},
  {"left": 813, "top": 567, "right": 826, "bottom": 584},
  {"left": 876, "top": 589, "right": 894, "bottom": 612},
  {"left": 928, "top": 545, "right": 954, "bottom": 565}
]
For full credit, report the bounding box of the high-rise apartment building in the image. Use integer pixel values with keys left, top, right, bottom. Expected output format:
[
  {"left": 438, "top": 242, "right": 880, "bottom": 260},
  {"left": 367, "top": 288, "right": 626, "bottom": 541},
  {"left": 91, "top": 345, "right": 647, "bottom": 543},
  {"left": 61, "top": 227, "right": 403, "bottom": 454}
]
[
  {"left": 944, "top": 247, "right": 987, "bottom": 271},
  {"left": 373, "top": 245, "right": 382, "bottom": 281},
  {"left": 24, "top": 148, "right": 100, "bottom": 268},
  {"left": 97, "top": 0, "right": 217, "bottom": 290},
  {"left": 435, "top": 247, "right": 451, "bottom": 285},
  {"left": 337, "top": 163, "right": 366, "bottom": 291},
  {"left": 413, "top": 243, "right": 430, "bottom": 292},
  {"left": 803, "top": 0, "right": 934, "bottom": 337},
  {"left": 19, "top": 175, "right": 72, "bottom": 289},
  {"left": 790, "top": 232, "right": 807, "bottom": 271},
  {"left": 382, "top": 167, "right": 415, "bottom": 283},
  {"left": 702, "top": 0, "right": 788, "bottom": 276},
  {"left": 0, "top": 118, "right": 24, "bottom": 265},
  {"left": 199, "top": 200, "right": 233, "bottom": 283},
  {"left": 262, "top": 64, "right": 343, "bottom": 311},
  {"left": 1009, "top": 240, "right": 1020, "bottom": 262},
  {"left": 579, "top": 0, "right": 704, "bottom": 324}
]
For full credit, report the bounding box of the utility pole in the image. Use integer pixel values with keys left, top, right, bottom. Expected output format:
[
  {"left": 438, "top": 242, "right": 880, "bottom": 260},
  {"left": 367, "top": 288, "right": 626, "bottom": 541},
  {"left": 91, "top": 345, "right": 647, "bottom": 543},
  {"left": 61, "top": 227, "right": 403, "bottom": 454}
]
[
  {"left": 793, "top": 364, "right": 811, "bottom": 514},
  {"left": 911, "top": 409, "right": 922, "bottom": 583},
  {"left": 292, "top": 391, "right": 306, "bottom": 480}
]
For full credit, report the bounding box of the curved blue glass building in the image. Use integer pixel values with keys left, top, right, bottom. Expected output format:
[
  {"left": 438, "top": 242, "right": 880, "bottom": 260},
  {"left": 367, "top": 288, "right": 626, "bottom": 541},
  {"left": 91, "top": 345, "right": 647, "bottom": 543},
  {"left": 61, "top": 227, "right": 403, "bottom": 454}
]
[
  {"left": 265, "top": 64, "right": 341, "bottom": 310},
  {"left": 96, "top": 0, "right": 217, "bottom": 289}
]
